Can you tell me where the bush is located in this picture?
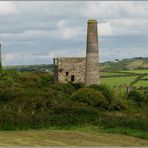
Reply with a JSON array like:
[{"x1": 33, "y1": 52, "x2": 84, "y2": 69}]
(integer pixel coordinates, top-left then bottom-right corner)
[
  {"x1": 0, "y1": 87, "x2": 23, "y2": 102},
  {"x1": 50, "y1": 83, "x2": 76, "y2": 95},
  {"x1": 109, "y1": 97, "x2": 129, "y2": 110},
  {"x1": 100, "y1": 112, "x2": 148, "y2": 131},
  {"x1": 89, "y1": 84, "x2": 113, "y2": 102},
  {"x1": 71, "y1": 88, "x2": 108, "y2": 109},
  {"x1": 35, "y1": 73, "x2": 53, "y2": 87},
  {"x1": 128, "y1": 90, "x2": 144, "y2": 107}
]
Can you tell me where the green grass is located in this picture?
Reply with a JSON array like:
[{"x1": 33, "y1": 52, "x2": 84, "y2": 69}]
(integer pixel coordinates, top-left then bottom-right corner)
[
  {"x1": 100, "y1": 71, "x2": 131, "y2": 77},
  {"x1": 121, "y1": 70, "x2": 148, "y2": 74},
  {"x1": 142, "y1": 75, "x2": 148, "y2": 79},
  {"x1": 134, "y1": 80, "x2": 148, "y2": 87},
  {"x1": 46, "y1": 126, "x2": 148, "y2": 140},
  {"x1": 101, "y1": 76, "x2": 137, "y2": 87},
  {"x1": 100, "y1": 70, "x2": 148, "y2": 88},
  {"x1": 103, "y1": 127, "x2": 148, "y2": 140}
]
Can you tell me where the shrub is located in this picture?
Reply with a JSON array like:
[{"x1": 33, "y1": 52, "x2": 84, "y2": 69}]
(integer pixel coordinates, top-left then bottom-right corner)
[
  {"x1": 100, "y1": 112, "x2": 148, "y2": 131},
  {"x1": 50, "y1": 83, "x2": 76, "y2": 95},
  {"x1": 71, "y1": 88, "x2": 108, "y2": 109},
  {"x1": 89, "y1": 84, "x2": 113, "y2": 102},
  {"x1": 128, "y1": 90, "x2": 144, "y2": 107},
  {"x1": 109, "y1": 97, "x2": 129, "y2": 110},
  {"x1": 35, "y1": 73, "x2": 53, "y2": 87},
  {"x1": 0, "y1": 87, "x2": 23, "y2": 102},
  {"x1": 69, "y1": 82, "x2": 85, "y2": 89}
]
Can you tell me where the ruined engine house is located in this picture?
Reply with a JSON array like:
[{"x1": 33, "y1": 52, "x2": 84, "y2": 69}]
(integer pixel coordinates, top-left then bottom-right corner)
[{"x1": 53, "y1": 19, "x2": 100, "y2": 86}]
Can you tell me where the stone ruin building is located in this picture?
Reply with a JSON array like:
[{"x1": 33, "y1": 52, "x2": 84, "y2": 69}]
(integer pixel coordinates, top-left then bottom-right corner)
[
  {"x1": 53, "y1": 19, "x2": 100, "y2": 86},
  {"x1": 53, "y1": 57, "x2": 86, "y2": 84}
]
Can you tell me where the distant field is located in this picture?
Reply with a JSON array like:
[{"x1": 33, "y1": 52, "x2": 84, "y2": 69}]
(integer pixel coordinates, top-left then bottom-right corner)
[
  {"x1": 0, "y1": 128, "x2": 148, "y2": 146},
  {"x1": 142, "y1": 75, "x2": 148, "y2": 79},
  {"x1": 100, "y1": 71, "x2": 131, "y2": 77},
  {"x1": 121, "y1": 70, "x2": 148, "y2": 74},
  {"x1": 134, "y1": 80, "x2": 148, "y2": 88},
  {"x1": 101, "y1": 76, "x2": 137, "y2": 87},
  {"x1": 100, "y1": 70, "x2": 148, "y2": 88}
]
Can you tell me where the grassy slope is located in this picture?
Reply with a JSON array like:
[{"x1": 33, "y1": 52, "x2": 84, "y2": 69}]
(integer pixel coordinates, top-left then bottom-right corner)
[
  {"x1": 101, "y1": 76, "x2": 137, "y2": 86},
  {"x1": 134, "y1": 81, "x2": 148, "y2": 87},
  {"x1": 121, "y1": 70, "x2": 148, "y2": 74},
  {"x1": 0, "y1": 128, "x2": 148, "y2": 146},
  {"x1": 100, "y1": 57, "x2": 148, "y2": 70},
  {"x1": 100, "y1": 70, "x2": 148, "y2": 87},
  {"x1": 4, "y1": 57, "x2": 148, "y2": 72}
]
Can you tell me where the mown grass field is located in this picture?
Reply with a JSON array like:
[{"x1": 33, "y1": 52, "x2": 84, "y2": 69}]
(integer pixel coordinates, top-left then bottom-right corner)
[
  {"x1": 0, "y1": 127, "x2": 148, "y2": 146},
  {"x1": 100, "y1": 70, "x2": 148, "y2": 88}
]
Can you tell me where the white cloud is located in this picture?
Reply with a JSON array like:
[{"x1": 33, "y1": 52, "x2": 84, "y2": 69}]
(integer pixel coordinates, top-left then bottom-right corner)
[
  {"x1": 99, "y1": 22, "x2": 113, "y2": 36},
  {"x1": 0, "y1": 2, "x2": 18, "y2": 15},
  {"x1": 48, "y1": 48, "x2": 85, "y2": 59},
  {"x1": 57, "y1": 20, "x2": 67, "y2": 28},
  {"x1": 82, "y1": 1, "x2": 148, "y2": 19}
]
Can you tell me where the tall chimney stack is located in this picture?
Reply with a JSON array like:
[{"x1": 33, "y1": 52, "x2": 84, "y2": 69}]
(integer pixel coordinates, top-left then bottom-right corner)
[
  {"x1": 85, "y1": 19, "x2": 100, "y2": 86},
  {"x1": 0, "y1": 43, "x2": 2, "y2": 72}
]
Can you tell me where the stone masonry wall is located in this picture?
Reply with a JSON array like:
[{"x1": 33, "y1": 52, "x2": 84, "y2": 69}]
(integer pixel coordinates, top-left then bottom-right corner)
[
  {"x1": 85, "y1": 20, "x2": 100, "y2": 86},
  {"x1": 54, "y1": 57, "x2": 85, "y2": 83}
]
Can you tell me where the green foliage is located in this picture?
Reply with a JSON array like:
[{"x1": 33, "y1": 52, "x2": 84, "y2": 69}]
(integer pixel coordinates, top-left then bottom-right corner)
[
  {"x1": 0, "y1": 62, "x2": 2, "y2": 73},
  {"x1": 0, "y1": 87, "x2": 23, "y2": 102},
  {"x1": 71, "y1": 88, "x2": 108, "y2": 109},
  {"x1": 128, "y1": 90, "x2": 144, "y2": 107},
  {"x1": 99, "y1": 112, "x2": 148, "y2": 131},
  {"x1": 0, "y1": 70, "x2": 147, "y2": 132},
  {"x1": 109, "y1": 98, "x2": 129, "y2": 111},
  {"x1": 4, "y1": 64, "x2": 53, "y2": 72},
  {"x1": 50, "y1": 82, "x2": 81, "y2": 95},
  {"x1": 103, "y1": 128, "x2": 148, "y2": 140},
  {"x1": 89, "y1": 84, "x2": 113, "y2": 102}
]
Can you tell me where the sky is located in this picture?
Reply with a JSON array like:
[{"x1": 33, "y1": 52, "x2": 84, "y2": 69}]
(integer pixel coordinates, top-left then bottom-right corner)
[{"x1": 0, "y1": 1, "x2": 148, "y2": 66}]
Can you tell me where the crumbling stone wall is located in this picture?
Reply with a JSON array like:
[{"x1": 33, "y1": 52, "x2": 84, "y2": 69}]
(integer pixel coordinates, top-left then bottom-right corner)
[{"x1": 53, "y1": 57, "x2": 85, "y2": 83}]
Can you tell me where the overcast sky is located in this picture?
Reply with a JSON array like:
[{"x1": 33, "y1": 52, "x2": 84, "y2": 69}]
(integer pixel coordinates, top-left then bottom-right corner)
[{"x1": 0, "y1": 1, "x2": 148, "y2": 66}]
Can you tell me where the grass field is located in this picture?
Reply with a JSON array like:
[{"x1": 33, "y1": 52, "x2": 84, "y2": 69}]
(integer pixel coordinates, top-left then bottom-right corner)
[
  {"x1": 121, "y1": 70, "x2": 148, "y2": 74},
  {"x1": 100, "y1": 70, "x2": 148, "y2": 88},
  {"x1": 134, "y1": 80, "x2": 148, "y2": 88},
  {"x1": 142, "y1": 75, "x2": 148, "y2": 79},
  {"x1": 0, "y1": 127, "x2": 148, "y2": 146},
  {"x1": 100, "y1": 72, "x2": 131, "y2": 77},
  {"x1": 101, "y1": 76, "x2": 137, "y2": 87}
]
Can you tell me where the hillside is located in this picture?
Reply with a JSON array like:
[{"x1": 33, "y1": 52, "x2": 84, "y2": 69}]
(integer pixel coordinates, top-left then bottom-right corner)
[
  {"x1": 100, "y1": 57, "x2": 148, "y2": 71},
  {"x1": 3, "y1": 57, "x2": 148, "y2": 72},
  {"x1": 4, "y1": 64, "x2": 53, "y2": 72}
]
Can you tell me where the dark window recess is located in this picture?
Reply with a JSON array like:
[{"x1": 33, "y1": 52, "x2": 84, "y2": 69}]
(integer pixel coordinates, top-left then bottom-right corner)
[
  {"x1": 71, "y1": 75, "x2": 75, "y2": 82},
  {"x1": 66, "y1": 72, "x2": 69, "y2": 76}
]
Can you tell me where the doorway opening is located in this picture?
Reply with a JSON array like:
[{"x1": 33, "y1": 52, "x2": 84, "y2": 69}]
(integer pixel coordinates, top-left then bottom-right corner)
[{"x1": 71, "y1": 75, "x2": 75, "y2": 82}]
